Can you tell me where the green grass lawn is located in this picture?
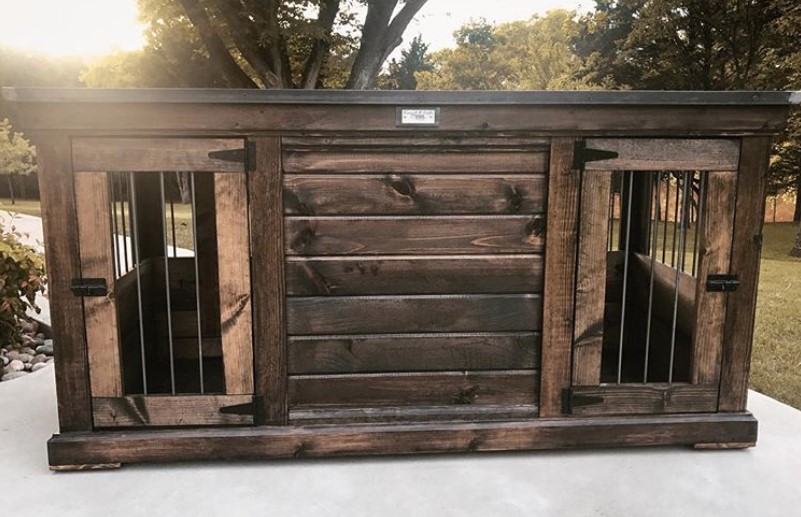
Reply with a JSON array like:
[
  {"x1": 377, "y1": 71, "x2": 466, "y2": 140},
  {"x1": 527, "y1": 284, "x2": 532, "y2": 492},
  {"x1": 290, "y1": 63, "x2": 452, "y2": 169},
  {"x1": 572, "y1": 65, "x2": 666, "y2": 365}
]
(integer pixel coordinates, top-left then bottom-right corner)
[{"x1": 2, "y1": 197, "x2": 800, "y2": 408}]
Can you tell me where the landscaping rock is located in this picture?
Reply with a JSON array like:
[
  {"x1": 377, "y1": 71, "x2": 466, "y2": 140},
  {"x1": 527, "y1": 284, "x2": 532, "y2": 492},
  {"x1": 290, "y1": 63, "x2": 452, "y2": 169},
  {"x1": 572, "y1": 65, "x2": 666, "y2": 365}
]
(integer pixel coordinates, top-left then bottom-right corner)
[
  {"x1": 36, "y1": 341, "x2": 54, "y2": 356},
  {"x1": 2, "y1": 371, "x2": 29, "y2": 381},
  {"x1": 6, "y1": 350, "x2": 21, "y2": 362},
  {"x1": 18, "y1": 353, "x2": 33, "y2": 364},
  {"x1": 32, "y1": 354, "x2": 47, "y2": 365},
  {"x1": 31, "y1": 363, "x2": 49, "y2": 372},
  {"x1": 20, "y1": 347, "x2": 36, "y2": 356},
  {"x1": 7, "y1": 359, "x2": 24, "y2": 372},
  {"x1": 1, "y1": 355, "x2": 8, "y2": 367}
]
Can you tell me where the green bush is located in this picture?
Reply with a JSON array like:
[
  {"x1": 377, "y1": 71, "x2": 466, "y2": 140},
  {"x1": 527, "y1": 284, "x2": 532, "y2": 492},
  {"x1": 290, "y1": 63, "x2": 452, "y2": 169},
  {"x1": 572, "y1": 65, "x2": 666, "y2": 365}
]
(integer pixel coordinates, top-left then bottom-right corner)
[{"x1": 0, "y1": 219, "x2": 46, "y2": 346}]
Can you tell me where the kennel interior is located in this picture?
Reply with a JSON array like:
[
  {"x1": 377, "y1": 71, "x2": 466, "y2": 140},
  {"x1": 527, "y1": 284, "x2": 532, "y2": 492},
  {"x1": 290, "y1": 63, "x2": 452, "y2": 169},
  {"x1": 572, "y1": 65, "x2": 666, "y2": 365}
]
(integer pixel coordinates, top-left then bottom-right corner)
[{"x1": 1, "y1": 88, "x2": 791, "y2": 469}]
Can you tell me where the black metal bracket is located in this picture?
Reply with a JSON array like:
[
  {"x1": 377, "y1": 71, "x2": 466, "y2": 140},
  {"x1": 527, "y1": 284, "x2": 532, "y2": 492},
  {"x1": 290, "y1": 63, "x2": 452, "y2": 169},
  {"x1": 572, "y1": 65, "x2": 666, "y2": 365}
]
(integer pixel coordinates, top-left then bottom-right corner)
[
  {"x1": 70, "y1": 278, "x2": 108, "y2": 297},
  {"x1": 219, "y1": 396, "x2": 264, "y2": 420},
  {"x1": 706, "y1": 274, "x2": 740, "y2": 292},
  {"x1": 573, "y1": 140, "x2": 619, "y2": 169},
  {"x1": 208, "y1": 141, "x2": 257, "y2": 171}
]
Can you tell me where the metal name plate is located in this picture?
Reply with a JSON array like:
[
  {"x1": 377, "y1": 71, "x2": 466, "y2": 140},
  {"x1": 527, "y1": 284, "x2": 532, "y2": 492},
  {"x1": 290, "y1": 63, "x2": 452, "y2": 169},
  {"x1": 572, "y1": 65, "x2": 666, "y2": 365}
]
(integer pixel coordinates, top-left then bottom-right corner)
[{"x1": 397, "y1": 107, "x2": 440, "y2": 127}]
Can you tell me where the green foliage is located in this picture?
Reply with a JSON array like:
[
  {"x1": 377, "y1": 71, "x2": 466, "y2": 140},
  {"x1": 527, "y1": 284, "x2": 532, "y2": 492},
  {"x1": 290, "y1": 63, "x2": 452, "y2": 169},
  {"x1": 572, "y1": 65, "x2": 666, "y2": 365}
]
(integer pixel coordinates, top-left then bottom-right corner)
[
  {"x1": 379, "y1": 35, "x2": 432, "y2": 90},
  {"x1": 416, "y1": 11, "x2": 596, "y2": 91},
  {"x1": 0, "y1": 119, "x2": 36, "y2": 178},
  {"x1": 0, "y1": 219, "x2": 46, "y2": 345}
]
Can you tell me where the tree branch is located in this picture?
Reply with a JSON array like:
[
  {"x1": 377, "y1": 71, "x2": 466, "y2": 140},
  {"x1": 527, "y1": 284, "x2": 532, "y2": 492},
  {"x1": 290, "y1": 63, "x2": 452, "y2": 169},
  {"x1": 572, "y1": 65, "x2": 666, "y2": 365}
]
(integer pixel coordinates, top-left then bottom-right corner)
[
  {"x1": 380, "y1": 0, "x2": 427, "y2": 64},
  {"x1": 263, "y1": 0, "x2": 293, "y2": 88},
  {"x1": 178, "y1": 0, "x2": 259, "y2": 88},
  {"x1": 301, "y1": 0, "x2": 342, "y2": 89},
  {"x1": 217, "y1": 0, "x2": 282, "y2": 88}
]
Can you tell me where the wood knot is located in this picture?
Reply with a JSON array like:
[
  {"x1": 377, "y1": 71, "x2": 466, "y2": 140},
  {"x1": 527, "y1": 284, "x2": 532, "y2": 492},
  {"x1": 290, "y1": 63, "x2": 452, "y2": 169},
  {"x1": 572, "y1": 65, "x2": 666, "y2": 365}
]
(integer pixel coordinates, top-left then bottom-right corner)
[
  {"x1": 526, "y1": 215, "x2": 546, "y2": 237},
  {"x1": 389, "y1": 176, "x2": 415, "y2": 198},
  {"x1": 454, "y1": 386, "x2": 479, "y2": 404},
  {"x1": 506, "y1": 186, "x2": 524, "y2": 213}
]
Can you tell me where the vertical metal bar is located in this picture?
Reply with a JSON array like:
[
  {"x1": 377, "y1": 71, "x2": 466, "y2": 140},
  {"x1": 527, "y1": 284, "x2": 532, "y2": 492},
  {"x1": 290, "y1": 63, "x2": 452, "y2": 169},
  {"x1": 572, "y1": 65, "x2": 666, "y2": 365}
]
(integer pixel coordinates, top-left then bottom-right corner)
[
  {"x1": 120, "y1": 175, "x2": 130, "y2": 273},
  {"x1": 668, "y1": 172, "x2": 691, "y2": 384},
  {"x1": 160, "y1": 172, "x2": 177, "y2": 394},
  {"x1": 110, "y1": 173, "x2": 120, "y2": 278},
  {"x1": 671, "y1": 173, "x2": 680, "y2": 267},
  {"x1": 662, "y1": 173, "x2": 669, "y2": 264},
  {"x1": 644, "y1": 173, "x2": 661, "y2": 383},
  {"x1": 128, "y1": 172, "x2": 148, "y2": 395},
  {"x1": 692, "y1": 172, "x2": 706, "y2": 276},
  {"x1": 190, "y1": 173, "x2": 205, "y2": 394},
  {"x1": 617, "y1": 171, "x2": 634, "y2": 384}
]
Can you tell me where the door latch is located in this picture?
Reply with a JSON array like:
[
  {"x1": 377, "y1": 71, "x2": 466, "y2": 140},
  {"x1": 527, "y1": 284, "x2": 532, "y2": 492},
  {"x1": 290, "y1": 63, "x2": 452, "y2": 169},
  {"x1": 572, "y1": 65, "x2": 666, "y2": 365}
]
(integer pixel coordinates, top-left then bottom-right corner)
[
  {"x1": 706, "y1": 274, "x2": 740, "y2": 292},
  {"x1": 70, "y1": 278, "x2": 108, "y2": 297}
]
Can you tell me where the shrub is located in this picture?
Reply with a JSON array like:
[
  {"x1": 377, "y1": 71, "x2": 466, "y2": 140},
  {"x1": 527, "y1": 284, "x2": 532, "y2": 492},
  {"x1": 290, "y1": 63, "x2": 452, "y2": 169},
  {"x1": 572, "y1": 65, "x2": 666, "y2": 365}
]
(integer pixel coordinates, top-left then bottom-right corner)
[{"x1": 0, "y1": 218, "x2": 46, "y2": 346}]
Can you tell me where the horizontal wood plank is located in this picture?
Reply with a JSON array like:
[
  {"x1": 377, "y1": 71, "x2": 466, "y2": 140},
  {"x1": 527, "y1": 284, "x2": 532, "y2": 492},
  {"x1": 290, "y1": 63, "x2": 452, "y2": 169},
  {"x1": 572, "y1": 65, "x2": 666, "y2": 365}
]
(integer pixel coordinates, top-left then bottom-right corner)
[
  {"x1": 92, "y1": 395, "x2": 253, "y2": 427},
  {"x1": 287, "y1": 294, "x2": 542, "y2": 334},
  {"x1": 584, "y1": 138, "x2": 740, "y2": 171},
  {"x1": 569, "y1": 384, "x2": 719, "y2": 416},
  {"x1": 289, "y1": 404, "x2": 540, "y2": 425},
  {"x1": 286, "y1": 216, "x2": 545, "y2": 255},
  {"x1": 281, "y1": 136, "x2": 551, "y2": 150},
  {"x1": 288, "y1": 332, "x2": 540, "y2": 374},
  {"x1": 286, "y1": 255, "x2": 543, "y2": 295},
  {"x1": 289, "y1": 371, "x2": 539, "y2": 407},
  {"x1": 283, "y1": 174, "x2": 547, "y2": 215},
  {"x1": 283, "y1": 150, "x2": 547, "y2": 174},
  {"x1": 72, "y1": 137, "x2": 244, "y2": 172}
]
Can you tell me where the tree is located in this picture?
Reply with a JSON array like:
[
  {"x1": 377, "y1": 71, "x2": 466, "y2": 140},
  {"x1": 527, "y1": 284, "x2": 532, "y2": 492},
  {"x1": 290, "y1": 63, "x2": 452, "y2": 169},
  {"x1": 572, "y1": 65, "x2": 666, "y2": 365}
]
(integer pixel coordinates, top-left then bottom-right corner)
[
  {"x1": 379, "y1": 34, "x2": 432, "y2": 90},
  {"x1": 121, "y1": 0, "x2": 428, "y2": 90},
  {"x1": 416, "y1": 11, "x2": 594, "y2": 91},
  {"x1": 0, "y1": 119, "x2": 36, "y2": 205}
]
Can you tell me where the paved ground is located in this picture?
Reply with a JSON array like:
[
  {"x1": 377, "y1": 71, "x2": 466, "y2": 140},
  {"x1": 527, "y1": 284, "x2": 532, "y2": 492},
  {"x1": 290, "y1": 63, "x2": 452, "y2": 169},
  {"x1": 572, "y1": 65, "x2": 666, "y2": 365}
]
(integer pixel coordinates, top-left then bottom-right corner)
[
  {"x1": 1, "y1": 367, "x2": 800, "y2": 517},
  {"x1": 2, "y1": 213, "x2": 801, "y2": 516}
]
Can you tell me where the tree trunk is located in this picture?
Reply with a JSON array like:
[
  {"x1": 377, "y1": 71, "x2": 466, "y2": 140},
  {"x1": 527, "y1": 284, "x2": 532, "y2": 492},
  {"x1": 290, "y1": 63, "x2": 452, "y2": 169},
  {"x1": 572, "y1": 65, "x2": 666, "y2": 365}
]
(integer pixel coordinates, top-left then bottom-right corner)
[
  {"x1": 176, "y1": 173, "x2": 192, "y2": 204},
  {"x1": 791, "y1": 224, "x2": 801, "y2": 258},
  {"x1": 7, "y1": 175, "x2": 15, "y2": 205},
  {"x1": 794, "y1": 174, "x2": 801, "y2": 223}
]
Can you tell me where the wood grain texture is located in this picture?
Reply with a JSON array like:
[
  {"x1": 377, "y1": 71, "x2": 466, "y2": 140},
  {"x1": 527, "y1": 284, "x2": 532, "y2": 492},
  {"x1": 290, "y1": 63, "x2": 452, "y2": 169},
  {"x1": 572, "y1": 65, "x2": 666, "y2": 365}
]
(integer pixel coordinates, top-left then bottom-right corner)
[
  {"x1": 569, "y1": 384, "x2": 719, "y2": 416},
  {"x1": 630, "y1": 253, "x2": 697, "y2": 335},
  {"x1": 583, "y1": 138, "x2": 741, "y2": 171},
  {"x1": 250, "y1": 136, "x2": 288, "y2": 424},
  {"x1": 74, "y1": 172, "x2": 123, "y2": 397},
  {"x1": 289, "y1": 370, "x2": 539, "y2": 407},
  {"x1": 286, "y1": 255, "x2": 543, "y2": 295},
  {"x1": 281, "y1": 136, "x2": 551, "y2": 149},
  {"x1": 37, "y1": 135, "x2": 93, "y2": 432},
  {"x1": 72, "y1": 137, "x2": 245, "y2": 172},
  {"x1": 540, "y1": 138, "x2": 580, "y2": 417},
  {"x1": 289, "y1": 404, "x2": 540, "y2": 425},
  {"x1": 193, "y1": 173, "x2": 221, "y2": 336},
  {"x1": 719, "y1": 137, "x2": 771, "y2": 411},
  {"x1": 573, "y1": 170, "x2": 612, "y2": 386},
  {"x1": 285, "y1": 216, "x2": 545, "y2": 255},
  {"x1": 283, "y1": 150, "x2": 548, "y2": 174},
  {"x1": 215, "y1": 172, "x2": 254, "y2": 395},
  {"x1": 46, "y1": 412, "x2": 760, "y2": 467},
  {"x1": 288, "y1": 332, "x2": 540, "y2": 374},
  {"x1": 283, "y1": 174, "x2": 547, "y2": 215},
  {"x1": 691, "y1": 172, "x2": 736, "y2": 385},
  {"x1": 286, "y1": 294, "x2": 542, "y2": 334},
  {"x1": 93, "y1": 395, "x2": 253, "y2": 427}
]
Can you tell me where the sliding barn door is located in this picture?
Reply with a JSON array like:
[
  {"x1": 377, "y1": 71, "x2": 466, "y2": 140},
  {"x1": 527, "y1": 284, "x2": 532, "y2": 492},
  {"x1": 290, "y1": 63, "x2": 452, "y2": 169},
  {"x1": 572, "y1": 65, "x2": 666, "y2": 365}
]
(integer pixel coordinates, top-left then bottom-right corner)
[
  {"x1": 566, "y1": 138, "x2": 740, "y2": 416},
  {"x1": 72, "y1": 138, "x2": 255, "y2": 428}
]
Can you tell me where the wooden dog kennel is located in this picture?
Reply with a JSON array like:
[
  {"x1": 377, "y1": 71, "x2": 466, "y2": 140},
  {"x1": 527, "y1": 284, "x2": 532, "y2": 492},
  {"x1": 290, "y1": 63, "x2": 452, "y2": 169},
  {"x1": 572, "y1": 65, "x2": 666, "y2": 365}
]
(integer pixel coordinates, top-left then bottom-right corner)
[{"x1": 1, "y1": 88, "x2": 792, "y2": 469}]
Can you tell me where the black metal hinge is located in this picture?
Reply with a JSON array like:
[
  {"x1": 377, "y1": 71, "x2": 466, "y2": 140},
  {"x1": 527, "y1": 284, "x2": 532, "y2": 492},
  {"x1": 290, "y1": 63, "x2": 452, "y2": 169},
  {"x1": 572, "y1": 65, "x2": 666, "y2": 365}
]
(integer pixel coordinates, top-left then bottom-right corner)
[
  {"x1": 706, "y1": 274, "x2": 740, "y2": 292},
  {"x1": 573, "y1": 140, "x2": 619, "y2": 169},
  {"x1": 70, "y1": 278, "x2": 108, "y2": 297},
  {"x1": 208, "y1": 141, "x2": 257, "y2": 171}
]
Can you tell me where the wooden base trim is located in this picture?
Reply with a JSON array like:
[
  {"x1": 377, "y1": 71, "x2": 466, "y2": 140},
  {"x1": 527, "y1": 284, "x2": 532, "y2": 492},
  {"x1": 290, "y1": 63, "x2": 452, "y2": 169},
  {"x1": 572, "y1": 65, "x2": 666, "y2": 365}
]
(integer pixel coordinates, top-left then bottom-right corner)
[
  {"x1": 48, "y1": 412, "x2": 757, "y2": 468},
  {"x1": 693, "y1": 442, "x2": 755, "y2": 450},
  {"x1": 50, "y1": 463, "x2": 122, "y2": 472}
]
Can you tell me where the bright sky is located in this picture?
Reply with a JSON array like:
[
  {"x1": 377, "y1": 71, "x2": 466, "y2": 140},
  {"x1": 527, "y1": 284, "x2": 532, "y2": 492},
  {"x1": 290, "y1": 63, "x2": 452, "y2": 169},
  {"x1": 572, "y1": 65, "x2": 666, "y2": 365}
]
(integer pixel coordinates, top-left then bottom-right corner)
[{"x1": 0, "y1": 0, "x2": 589, "y2": 57}]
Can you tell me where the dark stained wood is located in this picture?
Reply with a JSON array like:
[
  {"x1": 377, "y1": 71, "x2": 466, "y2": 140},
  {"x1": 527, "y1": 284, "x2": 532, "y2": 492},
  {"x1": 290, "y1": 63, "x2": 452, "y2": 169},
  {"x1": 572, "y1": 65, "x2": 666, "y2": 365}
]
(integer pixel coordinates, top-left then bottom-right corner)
[
  {"x1": 287, "y1": 294, "x2": 542, "y2": 334},
  {"x1": 283, "y1": 174, "x2": 547, "y2": 215},
  {"x1": 573, "y1": 170, "x2": 612, "y2": 386},
  {"x1": 283, "y1": 150, "x2": 548, "y2": 174},
  {"x1": 691, "y1": 172, "x2": 736, "y2": 385},
  {"x1": 569, "y1": 384, "x2": 719, "y2": 416},
  {"x1": 540, "y1": 138, "x2": 580, "y2": 417},
  {"x1": 131, "y1": 173, "x2": 165, "y2": 261},
  {"x1": 72, "y1": 138, "x2": 245, "y2": 172},
  {"x1": 214, "y1": 172, "x2": 254, "y2": 395},
  {"x1": 193, "y1": 173, "x2": 221, "y2": 337},
  {"x1": 250, "y1": 136, "x2": 288, "y2": 424},
  {"x1": 288, "y1": 332, "x2": 540, "y2": 374},
  {"x1": 37, "y1": 135, "x2": 93, "y2": 432},
  {"x1": 584, "y1": 139, "x2": 741, "y2": 171},
  {"x1": 74, "y1": 172, "x2": 123, "y2": 397},
  {"x1": 14, "y1": 103, "x2": 789, "y2": 136},
  {"x1": 289, "y1": 370, "x2": 539, "y2": 407},
  {"x1": 282, "y1": 136, "x2": 551, "y2": 149},
  {"x1": 719, "y1": 137, "x2": 772, "y2": 412},
  {"x1": 285, "y1": 216, "x2": 545, "y2": 255},
  {"x1": 630, "y1": 253, "x2": 697, "y2": 335},
  {"x1": 290, "y1": 404, "x2": 540, "y2": 425},
  {"x1": 286, "y1": 255, "x2": 543, "y2": 295},
  {"x1": 47, "y1": 412, "x2": 760, "y2": 467},
  {"x1": 92, "y1": 395, "x2": 254, "y2": 427},
  {"x1": 50, "y1": 463, "x2": 122, "y2": 472}
]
